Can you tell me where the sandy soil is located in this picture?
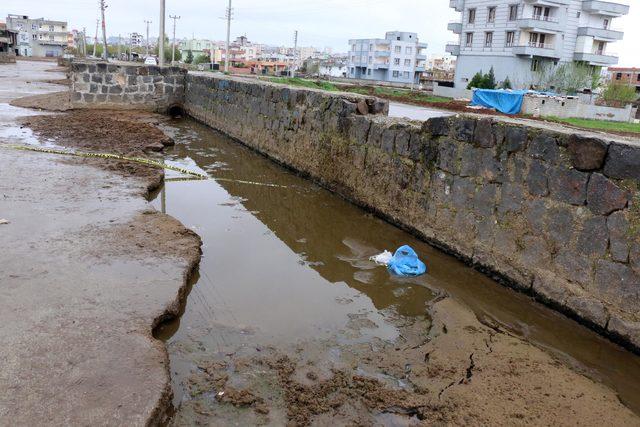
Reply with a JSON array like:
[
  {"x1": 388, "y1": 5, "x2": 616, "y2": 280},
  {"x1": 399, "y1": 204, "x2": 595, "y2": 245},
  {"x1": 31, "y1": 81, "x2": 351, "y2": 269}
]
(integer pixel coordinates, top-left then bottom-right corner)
[{"x1": 10, "y1": 90, "x2": 72, "y2": 111}]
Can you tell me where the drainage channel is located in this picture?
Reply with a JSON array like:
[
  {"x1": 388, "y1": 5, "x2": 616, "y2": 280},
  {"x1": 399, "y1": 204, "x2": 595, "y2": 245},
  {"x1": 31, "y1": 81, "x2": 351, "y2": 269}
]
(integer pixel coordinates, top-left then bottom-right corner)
[{"x1": 152, "y1": 117, "x2": 640, "y2": 423}]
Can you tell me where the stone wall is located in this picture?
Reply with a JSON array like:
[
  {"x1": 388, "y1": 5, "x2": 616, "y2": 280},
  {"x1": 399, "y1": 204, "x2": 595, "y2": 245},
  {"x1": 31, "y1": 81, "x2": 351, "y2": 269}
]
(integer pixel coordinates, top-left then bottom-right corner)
[
  {"x1": 0, "y1": 53, "x2": 17, "y2": 64},
  {"x1": 183, "y1": 73, "x2": 640, "y2": 351},
  {"x1": 522, "y1": 95, "x2": 636, "y2": 123},
  {"x1": 70, "y1": 62, "x2": 186, "y2": 112}
]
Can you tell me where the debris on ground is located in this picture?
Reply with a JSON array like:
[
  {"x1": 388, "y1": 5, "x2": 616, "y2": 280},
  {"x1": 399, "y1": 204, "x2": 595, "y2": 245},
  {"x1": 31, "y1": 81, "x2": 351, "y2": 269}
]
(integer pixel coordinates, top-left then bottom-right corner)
[{"x1": 0, "y1": 219, "x2": 9, "y2": 225}]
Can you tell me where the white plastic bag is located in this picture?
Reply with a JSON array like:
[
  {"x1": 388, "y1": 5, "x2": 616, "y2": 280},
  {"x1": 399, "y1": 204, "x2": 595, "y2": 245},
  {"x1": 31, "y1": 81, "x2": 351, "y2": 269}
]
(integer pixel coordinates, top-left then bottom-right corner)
[{"x1": 369, "y1": 250, "x2": 393, "y2": 266}]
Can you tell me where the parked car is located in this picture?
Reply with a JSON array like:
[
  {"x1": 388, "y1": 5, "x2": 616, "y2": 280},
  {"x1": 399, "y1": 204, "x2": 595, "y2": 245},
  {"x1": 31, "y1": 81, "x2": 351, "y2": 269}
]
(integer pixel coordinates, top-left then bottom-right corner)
[{"x1": 144, "y1": 56, "x2": 158, "y2": 65}]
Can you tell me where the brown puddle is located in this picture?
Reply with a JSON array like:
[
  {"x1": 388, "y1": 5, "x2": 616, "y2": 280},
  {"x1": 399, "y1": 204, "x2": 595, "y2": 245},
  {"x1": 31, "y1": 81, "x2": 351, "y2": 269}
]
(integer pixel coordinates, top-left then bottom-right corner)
[{"x1": 151, "y1": 118, "x2": 640, "y2": 416}]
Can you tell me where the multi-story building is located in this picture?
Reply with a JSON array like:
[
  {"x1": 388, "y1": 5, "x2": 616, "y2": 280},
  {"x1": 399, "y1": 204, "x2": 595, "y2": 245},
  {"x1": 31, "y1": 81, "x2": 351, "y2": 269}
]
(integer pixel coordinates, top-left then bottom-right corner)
[
  {"x1": 6, "y1": 14, "x2": 68, "y2": 57},
  {"x1": 607, "y1": 67, "x2": 640, "y2": 92},
  {"x1": 0, "y1": 22, "x2": 19, "y2": 56},
  {"x1": 347, "y1": 31, "x2": 427, "y2": 84},
  {"x1": 446, "y1": 0, "x2": 629, "y2": 88}
]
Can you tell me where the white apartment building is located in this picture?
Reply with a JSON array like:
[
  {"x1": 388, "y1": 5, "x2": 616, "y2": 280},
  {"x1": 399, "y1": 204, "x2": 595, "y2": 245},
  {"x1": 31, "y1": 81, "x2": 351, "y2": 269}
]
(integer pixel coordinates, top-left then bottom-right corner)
[
  {"x1": 348, "y1": 31, "x2": 427, "y2": 84},
  {"x1": 446, "y1": 0, "x2": 629, "y2": 88},
  {"x1": 6, "y1": 14, "x2": 68, "y2": 57}
]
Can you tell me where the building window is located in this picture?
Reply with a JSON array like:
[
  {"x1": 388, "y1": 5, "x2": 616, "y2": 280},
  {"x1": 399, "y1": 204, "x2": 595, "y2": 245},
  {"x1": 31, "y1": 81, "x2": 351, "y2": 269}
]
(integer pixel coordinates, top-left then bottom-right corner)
[
  {"x1": 485, "y1": 32, "x2": 493, "y2": 47},
  {"x1": 32, "y1": 34, "x2": 37, "y2": 40},
  {"x1": 465, "y1": 32, "x2": 473, "y2": 47},
  {"x1": 367, "y1": 69, "x2": 372, "y2": 75},
  {"x1": 49, "y1": 35, "x2": 54, "y2": 41},
  {"x1": 603, "y1": 19, "x2": 609, "y2": 29},
  {"x1": 531, "y1": 59, "x2": 540, "y2": 72},
  {"x1": 393, "y1": 70, "x2": 400, "y2": 78},
  {"x1": 505, "y1": 31, "x2": 515, "y2": 47},
  {"x1": 468, "y1": 8, "x2": 476, "y2": 24},
  {"x1": 405, "y1": 46, "x2": 412, "y2": 54},
  {"x1": 394, "y1": 58, "x2": 400, "y2": 65},
  {"x1": 369, "y1": 43, "x2": 373, "y2": 50},
  {"x1": 350, "y1": 68, "x2": 354, "y2": 74},
  {"x1": 637, "y1": 74, "x2": 640, "y2": 82},
  {"x1": 615, "y1": 73, "x2": 622, "y2": 80},
  {"x1": 488, "y1": 7, "x2": 496, "y2": 23},
  {"x1": 368, "y1": 56, "x2": 373, "y2": 63},
  {"x1": 404, "y1": 59, "x2": 411, "y2": 66},
  {"x1": 533, "y1": 6, "x2": 551, "y2": 21},
  {"x1": 31, "y1": 24, "x2": 38, "y2": 30},
  {"x1": 49, "y1": 25, "x2": 54, "y2": 31},
  {"x1": 352, "y1": 44, "x2": 356, "y2": 51},
  {"x1": 509, "y1": 5, "x2": 518, "y2": 21},
  {"x1": 394, "y1": 46, "x2": 401, "y2": 54},
  {"x1": 404, "y1": 71, "x2": 410, "y2": 78}
]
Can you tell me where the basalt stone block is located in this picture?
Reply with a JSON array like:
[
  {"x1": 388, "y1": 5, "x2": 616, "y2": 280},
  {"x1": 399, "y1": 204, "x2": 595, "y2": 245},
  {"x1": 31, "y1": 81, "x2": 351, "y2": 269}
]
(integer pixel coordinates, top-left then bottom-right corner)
[
  {"x1": 604, "y1": 143, "x2": 640, "y2": 180},
  {"x1": 437, "y1": 140, "x2": 459, "y2": 174},
  {"x1": 147, "y1": 66, "x2": 160, "y2": 75},
  {"x1": 136, "y1": 67, "x2": 149, "y2": 76},
  {"x1": 473, "y1": 118, "x2": 495, "y2": 148},
  {"x1": 528, "y1": 131, "x2": 559, "y2": 163},
  {"x1": 498, "y1": 182, "x2": 524, "y2": 215},
  {"x1": 526, "y1": 159, "x2": 549, "y2": 197},
  {"x1": 504, "y1": 126, "x2": 528, "y2": 154},
  {"x1": 95, "y1": 94, "x2": 107, "y2": 102},
  {"x1": 124, "y1": 85, "x2": 139, "y2": 93},
  {"x1": 548, "y1": 167, "x2": 588, "y2": 206},
  {"x1": 87, "y1": 64, "x2": 96, "y2": 73},
  {"x1": 142, "y1": 75, "x2": 153, "y2": 84},
  {"x1": 108, "y1": 85, "x2": 123, "y2": 94},
  {"x1": 521, "y1": 235, "x2": 551, "y2": 268},
  {"x1": 395, "y1": 129, "x2": 412, "y2": 157},
  {"x1": 577, "y1": 216, "x2": 608, "y2": 258},
  {"x1": 71, "y1": 91, "x2": 82, "y2": 102},
  {"x1": 474, "y1": 183, "x2": 498, "y2": 218},
  {"x1": 546, "y1": 206, "x2": 574, "y2": 246},
  {"x1": 91, "y1": 74, "x2": 103, "y2": 84},
  {"x1": 524, "y1": 198, "x2": 546, "y2": 234},
  {"x1": 479, "y1": 150, "x2": 504, "y2": 183},
  {"x1": 381, "y1": 128, "x2": 396, "y2": 154},
  {"x1": 459, "y1": 145, "x2": 480, "y2": 177},
  {"x1": 565, "y1": 296, "x2": 609, "y2": 329},
  {"x1": 608, "y1": 211, "x2": 630, "y2": 263},
  {"x1": 595, "y1": 260, "x2": 640, "y2": 307},
  {"x1": 96, "y1": 63, "x2": 107, "y2": 72},
  {"x1": 452, "y1": 117, "x2": 476, "y2": 143},
  {"x1": 587, "y1": 173, "x2": 629, "y2": 215},
  {"x1": 83, "y1": 93, "x2": 95, "y2": 103},
  {"x1": 82, "y1": 74, "x2": 90, "y2": 83},
  {"x1": 554, "y1": 250, "x2": 592, "y2": 285},
  {"x1": 107, "y1": 64, "x2": 118, "y2": 73},
  {"x1": 126, "y1": 75, "x2": 137, "y2": 86},
  {"x1": 104, "y1": 74, "x2": 113, "y2": 84},
  {"x1": 101, "y1": 85, "x2": 108, "y2": 94},
  {"x1": 89, "y1": 83, "x2": 99, "y2": 94},
  {"x1": 567, "y1": 134, "x2": 608, "y2": 171},
  {"x1": 423, "y1": 116, "x2": 450, "y2": 137},
  {"x1": 72, "y1": 63, "x2": 87, "y2": 72}
]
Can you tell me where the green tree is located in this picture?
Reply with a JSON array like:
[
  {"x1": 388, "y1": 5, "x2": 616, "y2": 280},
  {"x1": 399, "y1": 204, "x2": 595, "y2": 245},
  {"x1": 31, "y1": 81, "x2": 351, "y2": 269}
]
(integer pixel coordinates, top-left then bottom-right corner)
[
  {"x1": 601, "y1": 81, "x2": 638, "y2": 105},
  {"x1": 501, "y1": 76, "x2": 512, "y2": 89},
  {"x1": 467, "y1": 71, "x2": 484, "y2": 89},
  {"x1": 483, "y1": 66, "x2": 496, "y2": 89},
  {"x1": 185, "y1": 50, "x2": 194, "y2": 64},
  {"x1": 194, "y1": 54, "x2": 210, "y2": 64}
]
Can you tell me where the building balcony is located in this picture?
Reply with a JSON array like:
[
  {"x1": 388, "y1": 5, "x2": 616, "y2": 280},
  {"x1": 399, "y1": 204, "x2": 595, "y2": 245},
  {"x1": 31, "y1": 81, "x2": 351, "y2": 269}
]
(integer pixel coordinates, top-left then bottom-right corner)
[
  {"x1": 445, "y1": 42, "x2": 460, "y2": 56},
  {"x1": 449, "y1": 0, "x2": 464, "y2": 12},
  {"x1": 415, "y1": 54, "x2": 427, "y2": 60},
  {"x1": 448, "y1": 21, "x2": 462, "y2": 34},
  {"x1": 513, "y1": 43, "x2": 560, "y2": 59},
  {"x1": 415, "y1": 66, "x2": 426, "y2": 72},
  {"x1": 574, "y1": 51, "x2": 619, "y2": 65},
  {"x1": 37, "y1": 40, "x2": 68, "y2": 46},
  {"x1": 518, "y1": 16, "x2": 561, "y2": 33},
  {"x1": 374, "y1": 51, "x2": 390, "y2": 57},
  {"x1": 582, "y1": 1, "x2": 630, "y2": 17},
  {"x1": 373, "y1": 63, "x2": 389, "y2": 69},
  {"x1": 524, "y1": 0, "x2": 571, "y2": 5},
  {"x1": 577, "y1": 26, "x2": 624, "y2": 41}
]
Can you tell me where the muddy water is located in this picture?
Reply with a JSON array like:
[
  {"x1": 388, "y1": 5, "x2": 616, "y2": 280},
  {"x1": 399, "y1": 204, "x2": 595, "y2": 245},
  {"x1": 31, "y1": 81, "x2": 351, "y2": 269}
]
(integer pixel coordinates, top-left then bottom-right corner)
[{"x1": 152, "y1": 118, "x2": 640, "y2": 415}]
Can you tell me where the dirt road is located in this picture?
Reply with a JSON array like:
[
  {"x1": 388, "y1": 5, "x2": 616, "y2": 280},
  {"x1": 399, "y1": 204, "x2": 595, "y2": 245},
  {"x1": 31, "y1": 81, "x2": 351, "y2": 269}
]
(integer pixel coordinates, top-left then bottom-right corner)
[{"x1": 0, "y1": 60, "x2": 201, "y2": 424}]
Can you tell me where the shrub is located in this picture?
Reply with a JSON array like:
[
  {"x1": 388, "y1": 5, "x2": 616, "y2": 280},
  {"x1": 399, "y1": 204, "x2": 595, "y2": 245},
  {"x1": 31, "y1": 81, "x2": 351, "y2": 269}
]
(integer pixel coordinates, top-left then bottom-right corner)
[
  {"x1": 466, "y1": 67, "x2": 497, "y2": 90},
  {"x1": 467, "y1": 71, "x2": 484, "y2": 89},
  {"x1": 193, "y1": 54, "x2": 210, "y2": 65},
  {"x1": 184, "y1": 50, "x2": 193, "y2": 64},
  {"x1": 601, "y1": 81, "x2": 638, "y2": 105},
  {"x1": 501, "y1": 76, "x2": 512, "y2": 89}
]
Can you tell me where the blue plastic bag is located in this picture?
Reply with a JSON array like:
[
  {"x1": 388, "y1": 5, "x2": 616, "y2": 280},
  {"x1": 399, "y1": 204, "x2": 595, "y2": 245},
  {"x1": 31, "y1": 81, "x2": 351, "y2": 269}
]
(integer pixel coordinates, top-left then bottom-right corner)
[{"x1": 387, "y1": 245, "x2": 427, "y2": 277}]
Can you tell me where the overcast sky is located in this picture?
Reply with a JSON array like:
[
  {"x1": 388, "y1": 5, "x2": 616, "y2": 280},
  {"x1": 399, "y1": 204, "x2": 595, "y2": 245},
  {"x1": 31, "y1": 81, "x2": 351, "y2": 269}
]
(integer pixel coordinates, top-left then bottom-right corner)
[{"x1": 2, "y1": 0, "x2": 638, "y2": 65}]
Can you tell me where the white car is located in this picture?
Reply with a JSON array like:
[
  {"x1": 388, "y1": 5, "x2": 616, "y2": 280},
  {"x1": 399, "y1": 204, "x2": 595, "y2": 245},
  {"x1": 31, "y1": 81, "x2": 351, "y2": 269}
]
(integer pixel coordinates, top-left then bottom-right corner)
[{"x1": 144, "y1": 56, "x2": 158, "y2": 65}]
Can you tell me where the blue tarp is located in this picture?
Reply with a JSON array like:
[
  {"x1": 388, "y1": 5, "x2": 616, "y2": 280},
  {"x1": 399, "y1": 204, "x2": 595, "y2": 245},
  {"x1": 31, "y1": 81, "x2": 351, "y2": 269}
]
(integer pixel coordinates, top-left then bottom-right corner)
[
  {"x1": 471, "y1": 89, "x2": 528, "y2": 115},
  {"x1": 387, "y1": 245, "x2": 427, "y2": 277}
]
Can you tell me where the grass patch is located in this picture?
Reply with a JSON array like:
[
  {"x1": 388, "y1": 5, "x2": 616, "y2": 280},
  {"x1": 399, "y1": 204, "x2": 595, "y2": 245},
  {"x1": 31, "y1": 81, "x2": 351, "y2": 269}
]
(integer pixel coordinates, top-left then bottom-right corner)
[
  {"x1": 544, "y1": 116, "x2": 640, "y2": 134},
  {"x1": 266, "y1": 77, "x2": 340, "y2": 92},
  {"x1": 371, "y1": 87, "x2": 450, "y2": 103}
]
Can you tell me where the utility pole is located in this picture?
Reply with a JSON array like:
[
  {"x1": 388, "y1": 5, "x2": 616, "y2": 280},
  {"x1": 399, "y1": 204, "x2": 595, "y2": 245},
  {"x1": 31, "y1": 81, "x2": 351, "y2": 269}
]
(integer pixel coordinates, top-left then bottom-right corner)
[
  {"x1": 224, "y1": 0, "x2": 232, "y2": 73},
  {"x1": 170, "y1": 15, "x2": 180, "y2": 64},
  {"x1": 82, "y1": 27, "x2": 87, "y2": 56},
  {"x1": 100, "y1": 0, "x2": 108, "y2": 61},
  {"x1": 159, "y1": 0, "x2": 166, "y2": 67},
  {"x1": 92, "y1": 18, "x2": 99, "y2": 56},
  {"x1": 144, "y1": 20, "x2": 152, "y2": 56},
  {"x1": 117, "y1": 34, "x2": 121, "y2": 59},
  {"x1": 291, "y1": 30, "x2": 298, "y2": 78}
]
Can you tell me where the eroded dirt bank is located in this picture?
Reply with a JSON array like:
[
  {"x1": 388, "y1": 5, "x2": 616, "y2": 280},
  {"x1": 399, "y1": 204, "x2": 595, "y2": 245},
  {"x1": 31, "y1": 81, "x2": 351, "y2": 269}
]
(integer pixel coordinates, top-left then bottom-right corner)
[{"x1": 0, "y1": 60, "x2": 201, "y2": 424}]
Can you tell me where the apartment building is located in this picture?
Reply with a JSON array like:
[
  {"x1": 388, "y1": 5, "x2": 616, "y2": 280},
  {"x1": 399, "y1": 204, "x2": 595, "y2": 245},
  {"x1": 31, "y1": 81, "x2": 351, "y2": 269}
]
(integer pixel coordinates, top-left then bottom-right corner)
[
  {"x1": 347, "y1": 31, "x2": 427, "y2": 84},
  {"x1": 446, "y1": 0, "x2": 629, "y2": 88},
  {"x1": 6, "y1": 14, "x2": 68, "y2": 57}
]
